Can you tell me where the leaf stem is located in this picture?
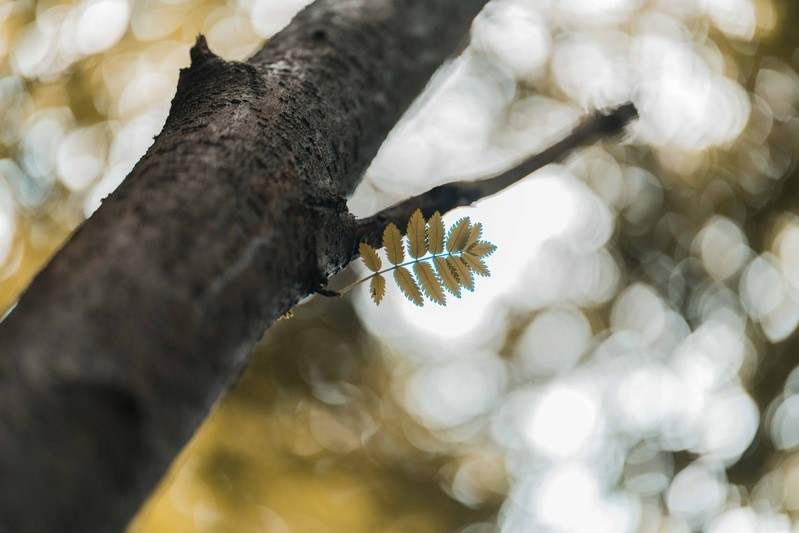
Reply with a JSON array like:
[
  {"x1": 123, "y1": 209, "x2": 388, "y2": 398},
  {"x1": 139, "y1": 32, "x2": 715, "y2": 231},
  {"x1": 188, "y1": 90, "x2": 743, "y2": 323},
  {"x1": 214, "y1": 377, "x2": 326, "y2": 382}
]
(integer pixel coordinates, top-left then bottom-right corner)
[{"x1": 336, "y1": 252, "x2": 460, "y2": 295}]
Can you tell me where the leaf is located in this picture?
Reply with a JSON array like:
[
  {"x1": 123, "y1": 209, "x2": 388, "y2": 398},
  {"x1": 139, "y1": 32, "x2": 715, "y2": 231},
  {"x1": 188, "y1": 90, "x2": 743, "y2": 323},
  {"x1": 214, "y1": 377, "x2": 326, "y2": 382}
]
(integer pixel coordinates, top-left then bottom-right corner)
[
  {"x1": 359, "y1": 242, "x2": 382, "y2": 272},
  {"x1": 434, "y1": 256, "x2": 461, "y2": 298},
  {"x1": 462, "y1": 252, "x2": 491, "y2": 277},
  {"x1": 466, "y1": 222, "x2": 482, "y2": 249},
  {"x1": 394, "y1": 267, "x2": 424, "y2": 306},
  {"x1": 407, "y1": 209, "x2": 427, "y2": 259},
  {"x1": 370, "y1": 274, "x2": 386, "y2": 305},
  {"x1": 446, "y1": 218, "x2": 472, "y2": 252},
  {"x1": 348, "y1": 213, "x2": 496, "y2": 306},
  {"x1": 383, "y1": 223, "x2": 404, "y2": 265},
  {"x1": 414, "y1": 262, "x2": 446, "y2": 305},
  {"x1": 448, "y1": 256, "x2": 474, "y2": 291},
  {"x1": 467, "y1": 241, "x2": 497, "y2": 258},
  {"x1": 427, "y1": 211, "x2": 445, "y2": 254}
]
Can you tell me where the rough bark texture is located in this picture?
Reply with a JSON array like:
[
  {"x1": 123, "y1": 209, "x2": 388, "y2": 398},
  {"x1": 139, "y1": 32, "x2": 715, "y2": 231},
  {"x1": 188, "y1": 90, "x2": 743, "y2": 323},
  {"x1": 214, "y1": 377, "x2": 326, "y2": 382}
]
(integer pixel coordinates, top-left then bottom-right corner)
[{"x1": 0, "y1": 1, "x2": 487, "y2": 530}]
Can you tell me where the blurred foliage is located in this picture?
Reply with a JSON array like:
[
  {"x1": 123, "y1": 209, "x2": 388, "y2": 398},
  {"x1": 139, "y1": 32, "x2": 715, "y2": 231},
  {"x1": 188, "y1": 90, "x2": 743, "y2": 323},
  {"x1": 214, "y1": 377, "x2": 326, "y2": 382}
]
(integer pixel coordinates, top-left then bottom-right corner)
[
  {"x1": 132, "y1": 298, "x2": 497, "y2": 532},
  {"x1": 3, "y1": 0, "x2": 799, "y2": 531}
]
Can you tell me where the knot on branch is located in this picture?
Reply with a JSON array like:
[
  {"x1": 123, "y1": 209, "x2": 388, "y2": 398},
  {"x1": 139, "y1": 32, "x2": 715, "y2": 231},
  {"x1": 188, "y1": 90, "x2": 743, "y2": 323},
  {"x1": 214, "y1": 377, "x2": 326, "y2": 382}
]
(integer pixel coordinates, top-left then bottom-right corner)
[
  {"x1": 190, "y1": 35, "x2": 216, "y2": 66},
  {"x1": 165, "y1": 42, "x2": 265, "y2": 135}
]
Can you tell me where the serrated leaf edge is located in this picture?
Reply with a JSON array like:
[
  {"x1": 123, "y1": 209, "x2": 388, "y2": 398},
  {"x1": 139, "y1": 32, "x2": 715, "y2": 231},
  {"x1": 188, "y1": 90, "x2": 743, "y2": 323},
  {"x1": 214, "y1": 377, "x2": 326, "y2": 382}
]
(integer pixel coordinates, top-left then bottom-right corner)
[
  {"x1": 407, "y1": 209, "x2": 427, "y2": 259},
  {"x1": 427, "y1": 211, "x2": 445, "y2": 255},
  {"x1": 461, "y1": 252, "x2": 490, "y2": 277},
  {"x1": 383, "y1": 223, "x2": 404, "y2": 265},
  {"x1": 446, "y1": 217, "x2": 472, "y2": 253},
  {"x1": 394, "y1": 266, "x2": 424, "y2": 306},
  {"x1": 414, "y1": 262, "x2": 446, "y2": 305},
  {"x1": 359, "y1": 242, "x2": 382, "y2": 272},
  {"x1": 370, "y1": 274, "x2": 386, "y2": 305},
  {"x1": 434, "y1": 256, "x2": 461, "y2": 298}
]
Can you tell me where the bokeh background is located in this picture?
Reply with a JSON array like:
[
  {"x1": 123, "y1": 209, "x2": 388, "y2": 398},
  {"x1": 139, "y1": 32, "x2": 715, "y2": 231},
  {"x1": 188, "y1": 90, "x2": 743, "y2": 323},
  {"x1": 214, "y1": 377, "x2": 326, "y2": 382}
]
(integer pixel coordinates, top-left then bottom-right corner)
[{"x1": 1, "y1": 0, "x2": 799, "y2": 531}]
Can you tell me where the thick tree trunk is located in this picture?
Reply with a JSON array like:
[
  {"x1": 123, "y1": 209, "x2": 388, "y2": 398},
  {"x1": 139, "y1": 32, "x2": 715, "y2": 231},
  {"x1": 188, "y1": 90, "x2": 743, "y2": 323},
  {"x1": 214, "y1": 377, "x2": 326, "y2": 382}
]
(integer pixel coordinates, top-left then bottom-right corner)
[{"x1": 0, "y1": 1, "x2": 487, "y2": 530}]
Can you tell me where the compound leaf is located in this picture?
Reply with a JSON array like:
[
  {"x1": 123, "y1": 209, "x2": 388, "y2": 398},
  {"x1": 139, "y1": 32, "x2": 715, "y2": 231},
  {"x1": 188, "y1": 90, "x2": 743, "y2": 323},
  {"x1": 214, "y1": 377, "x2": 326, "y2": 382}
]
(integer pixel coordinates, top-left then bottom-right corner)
[{"x1": 348, "y1": 214, "x2": 495, "y2": 306}]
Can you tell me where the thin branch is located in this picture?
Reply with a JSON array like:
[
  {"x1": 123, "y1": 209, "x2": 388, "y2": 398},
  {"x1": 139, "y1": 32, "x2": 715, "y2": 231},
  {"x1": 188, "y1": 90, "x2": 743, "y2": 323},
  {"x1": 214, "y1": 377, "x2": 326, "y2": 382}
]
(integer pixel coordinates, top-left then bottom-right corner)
[{"x1": 356, "y1": 102, "x2": 639, "y2": 247}]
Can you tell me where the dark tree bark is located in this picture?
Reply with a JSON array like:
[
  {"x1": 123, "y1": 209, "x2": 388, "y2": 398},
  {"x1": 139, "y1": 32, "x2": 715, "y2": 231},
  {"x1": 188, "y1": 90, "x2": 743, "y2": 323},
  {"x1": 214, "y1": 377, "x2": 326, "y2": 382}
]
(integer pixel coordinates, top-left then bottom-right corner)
[
  {"x1": 0, "y1": 1, "x2": 487, "y2": 530},
  {"x1": 0, "y1": 1, "x2": 639, "y2": 530}
]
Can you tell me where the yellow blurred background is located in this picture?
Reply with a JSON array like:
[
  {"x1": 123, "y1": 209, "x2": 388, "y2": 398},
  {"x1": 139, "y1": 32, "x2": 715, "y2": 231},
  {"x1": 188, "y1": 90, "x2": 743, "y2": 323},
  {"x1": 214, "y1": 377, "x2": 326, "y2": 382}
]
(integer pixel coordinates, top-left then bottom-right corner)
[{"x1": 2, "y1": 0, "x2": 799, "y2": 531}]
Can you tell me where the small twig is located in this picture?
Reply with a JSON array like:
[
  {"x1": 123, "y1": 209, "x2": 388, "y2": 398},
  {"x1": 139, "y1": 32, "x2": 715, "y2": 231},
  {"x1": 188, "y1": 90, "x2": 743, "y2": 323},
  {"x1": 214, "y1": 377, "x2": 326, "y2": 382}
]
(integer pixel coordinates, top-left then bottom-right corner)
[{"x1": 356, "y1": 102, "x2": 638, "y2": 247}]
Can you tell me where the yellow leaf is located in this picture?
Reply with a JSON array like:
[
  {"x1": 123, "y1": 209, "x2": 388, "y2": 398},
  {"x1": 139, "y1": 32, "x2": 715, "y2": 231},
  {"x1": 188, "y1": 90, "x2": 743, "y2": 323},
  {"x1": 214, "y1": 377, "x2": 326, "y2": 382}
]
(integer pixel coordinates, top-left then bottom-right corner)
[
  {"x1": 370, "y1": 274, "x2": 386, "y2": 305},
  {"x1": 383, "y1": 223, "x2": 404, "y2": 265},
  {"x1": 407, "y1": 209, "x2": 427, "y2": 259},
  {"x1": 462, "y1": 252, "x2": 491, "y2": 277},
  {"x1": 353, "y1": 214, "x2": 495, "y2": 307},
  {"x1": 394, "y1": 266, "x2": 424, "y2": 306},
  {"x1": 467, "y1": 241, "x2": 497, "y2": 258},
  {"x1": 446, "y1": 218, "x2": 472, "y2": 252},
  {"x1": 414, "y1": 262, "x2": 446, "y2": 305},
  {"x1": 434, "y1": 256, "x2": 460, "y2": 298},
  {"x1": 448, "y1": 256, "x2": 474, "y2": 291},
  {"x1": 466, "y1": 222, "x2": 482, "y2": 249},
  {"x1": 359, "y1": 242, "x2": 382, "y2": 272},
  {"x1": 427, "y1": 211, "x2": 445, "y2": 254}
]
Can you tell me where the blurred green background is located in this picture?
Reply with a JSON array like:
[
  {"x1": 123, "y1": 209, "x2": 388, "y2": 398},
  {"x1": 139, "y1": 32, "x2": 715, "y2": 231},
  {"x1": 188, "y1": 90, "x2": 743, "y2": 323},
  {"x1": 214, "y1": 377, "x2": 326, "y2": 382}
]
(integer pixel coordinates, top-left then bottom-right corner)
[{"x1": 2, "y1": 0, "x2": 799, "y2": 531}]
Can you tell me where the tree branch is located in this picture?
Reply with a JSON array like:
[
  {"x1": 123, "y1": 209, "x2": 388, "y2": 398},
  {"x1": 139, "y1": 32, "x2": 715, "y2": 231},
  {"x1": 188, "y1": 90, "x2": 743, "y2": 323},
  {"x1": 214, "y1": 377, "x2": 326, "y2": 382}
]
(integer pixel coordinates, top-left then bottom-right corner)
[
  {"x1": 356, "y1": 102, "x2": 638, "y2": 246},
  {"x1": 0, "y1": 1, "x2": 488, "y2": 530}
]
